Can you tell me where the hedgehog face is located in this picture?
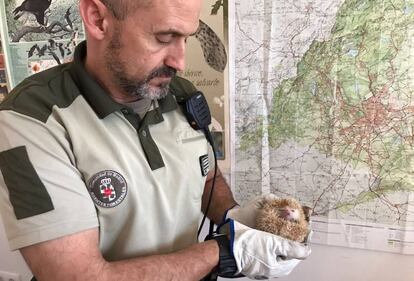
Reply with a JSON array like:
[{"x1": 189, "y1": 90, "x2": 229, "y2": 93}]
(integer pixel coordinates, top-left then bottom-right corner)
[{"x1": 278, "y1": 205, "x2": 301, "y2": 222}]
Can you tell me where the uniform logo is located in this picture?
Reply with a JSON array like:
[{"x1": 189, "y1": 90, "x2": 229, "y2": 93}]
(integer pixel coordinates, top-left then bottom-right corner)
[
  {"x1": 88, "y1": 170, "x2": 127, "y2": 208},
  {"x1": 199, "y1": 154, "x2": 210, "y2": 176}
]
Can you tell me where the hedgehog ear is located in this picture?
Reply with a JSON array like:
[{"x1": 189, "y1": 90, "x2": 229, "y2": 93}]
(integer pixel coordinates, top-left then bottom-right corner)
[{"x1": 302, "y1": 206, "x2": 312, "y2": 222}]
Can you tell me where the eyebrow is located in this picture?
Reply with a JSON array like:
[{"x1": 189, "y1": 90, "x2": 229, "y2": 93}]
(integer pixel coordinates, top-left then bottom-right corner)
[
  {"x1": 155, "y1": 29, "x2": 185, "y2": 37},
  {"x1": 154, "y1": 26, "x2": 199, "y2": 37}
]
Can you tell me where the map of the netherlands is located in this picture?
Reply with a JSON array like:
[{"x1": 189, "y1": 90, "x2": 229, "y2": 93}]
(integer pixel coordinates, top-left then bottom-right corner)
[{"x1": 234, "y1": 0, "x2": 414, "y2": 253}]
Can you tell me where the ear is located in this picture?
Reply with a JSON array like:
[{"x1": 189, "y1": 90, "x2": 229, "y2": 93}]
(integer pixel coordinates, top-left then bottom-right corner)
[
  {"x1": 79, "y1": 0, "x2": 111, "y2": 40},
  {"x1": 302, "y1": 206, "x2": 313, "y2": 222}
]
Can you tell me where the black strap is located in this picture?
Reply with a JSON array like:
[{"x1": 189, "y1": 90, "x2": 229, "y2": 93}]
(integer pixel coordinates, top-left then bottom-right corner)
[{"x1": 201, "y1": 233, "x2": 244, "y2": 280}]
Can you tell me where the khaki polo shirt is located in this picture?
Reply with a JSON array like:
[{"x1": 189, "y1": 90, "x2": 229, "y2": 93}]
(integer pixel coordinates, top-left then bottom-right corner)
[{"x1": 0, "y1": 41, "x2": 211, "y2": 260}]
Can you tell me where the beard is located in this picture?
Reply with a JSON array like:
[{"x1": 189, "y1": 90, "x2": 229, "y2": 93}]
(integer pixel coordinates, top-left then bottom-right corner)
[{"x1": 105, "y1": 28, "x2": 177, "y2": 100}]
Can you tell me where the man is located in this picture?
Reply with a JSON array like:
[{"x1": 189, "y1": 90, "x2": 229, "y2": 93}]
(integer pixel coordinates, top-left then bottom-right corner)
[{"x1": 0, "y1": 0, "x2": 311, "y2": 280}]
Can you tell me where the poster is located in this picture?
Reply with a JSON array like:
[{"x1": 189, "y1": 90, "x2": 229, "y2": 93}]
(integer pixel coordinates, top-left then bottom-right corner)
[
  {"x1": 0, "y1": 14, "x2": 10, "y2": 103},
  {"x1": 0, "y1": 0, "x2": 84, "y2": 87},
  {"x1": 182, "y1": 0, "x2": 229, "y2": 162},
  {"x1": 0, "y1": 27, "x2": 9, "y2": 102}
]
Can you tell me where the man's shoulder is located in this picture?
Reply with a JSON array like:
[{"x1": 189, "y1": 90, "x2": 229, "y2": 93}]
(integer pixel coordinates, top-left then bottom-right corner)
[
  {"x1": 0, "y1": 63, "x2": 81, "y2": 123},
  {"x1": 169, "y1": 76, "x2": 198, "y2": 102}
]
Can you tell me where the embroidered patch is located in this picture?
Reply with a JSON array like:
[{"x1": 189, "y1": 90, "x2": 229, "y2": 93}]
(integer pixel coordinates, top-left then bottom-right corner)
[
  {"x1": 88, "y1": 170, "x2": 127, "y2": 208},
  {"x1": 199, "y1": 154, "x2": 210, "y2": 177}
]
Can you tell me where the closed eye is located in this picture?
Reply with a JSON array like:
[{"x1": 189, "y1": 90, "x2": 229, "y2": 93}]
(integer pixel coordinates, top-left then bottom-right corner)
[
  {"x1": 156, "y1": 34, "x2": 174, "y2": 44},
  {"x1": 155, "y1": 27, "x2": 194, "y2": 45}
]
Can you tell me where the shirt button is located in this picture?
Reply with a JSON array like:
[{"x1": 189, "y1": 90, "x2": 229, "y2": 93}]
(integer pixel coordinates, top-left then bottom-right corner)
[
  {"x1": 121, "y1": 108, "x2": 129, "y2": 114},
  {"x1": 141, "y1": 130, "x2": 147, "y2": 137}
]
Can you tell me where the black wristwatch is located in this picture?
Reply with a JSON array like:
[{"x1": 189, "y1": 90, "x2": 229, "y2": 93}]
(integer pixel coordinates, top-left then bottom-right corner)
[{"x1": 203, "y1": 233, "x2": 244, "y2": 280}]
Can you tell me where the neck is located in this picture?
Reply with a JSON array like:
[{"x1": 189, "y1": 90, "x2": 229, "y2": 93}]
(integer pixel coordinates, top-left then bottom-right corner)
[{"x1": 84, "y1": 42, "x2": 139, "y2": 104}]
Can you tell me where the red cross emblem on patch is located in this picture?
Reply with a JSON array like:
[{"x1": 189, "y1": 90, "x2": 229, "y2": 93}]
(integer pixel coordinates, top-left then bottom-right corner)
[
  {"x1": 100, "y1": 177, "x2": 116, "y2": 202},
  {"x1": 88, "y1": 170, "x2": 127, "y2": 208}
]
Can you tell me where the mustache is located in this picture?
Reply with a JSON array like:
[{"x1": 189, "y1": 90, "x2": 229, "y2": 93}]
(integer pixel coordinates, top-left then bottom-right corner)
[{"x1": 146, "y1": 66, "x2": 177, "y2": 81}]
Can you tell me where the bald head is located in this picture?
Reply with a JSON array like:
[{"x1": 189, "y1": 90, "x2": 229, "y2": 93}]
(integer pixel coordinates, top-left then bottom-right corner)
[{"x1": 100, "y1": 0, "x2": 152, "y2": 20}]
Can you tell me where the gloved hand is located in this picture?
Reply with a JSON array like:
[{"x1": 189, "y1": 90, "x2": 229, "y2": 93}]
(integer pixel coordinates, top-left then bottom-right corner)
[
  {"x1": 220, "y1": 219, "x2": 311, "y2": 280},
  {"x1": 219, "y1": 194, "x2": 312, "y2": 279}
]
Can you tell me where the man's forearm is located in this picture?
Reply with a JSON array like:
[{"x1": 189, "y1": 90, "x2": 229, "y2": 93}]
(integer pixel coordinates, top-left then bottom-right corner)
[
  {"x1": 202, "y1": 170, "x2": 238, "y2": 224},
  {"x1": 21, "y1": 228, "x2": 219, "y2": 281},
  {"x1": 103, "y1": 240, "x2": 219, "y2": 281}
]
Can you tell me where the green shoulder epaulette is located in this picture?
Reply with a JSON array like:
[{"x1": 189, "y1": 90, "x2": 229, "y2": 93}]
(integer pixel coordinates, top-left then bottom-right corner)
[{"x1": 169, "y1": 76, "x2": 198, "y2": 103}]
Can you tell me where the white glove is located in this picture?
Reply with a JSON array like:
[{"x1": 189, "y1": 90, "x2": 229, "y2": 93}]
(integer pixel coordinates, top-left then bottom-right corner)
[
  {"x1": 220, "y1": 194, "x2": 312, "y2": 279},
  {"x1": 225, "y1": 220, "x2": 311, "y2": 280},
  {"x1": 225, "y1": 193, "x2": 280, "y2": 227}
]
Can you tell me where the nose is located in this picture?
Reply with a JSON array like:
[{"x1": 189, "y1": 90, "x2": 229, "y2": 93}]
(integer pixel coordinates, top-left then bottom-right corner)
[{"x1": 164, "y1": 39, "x2": 186, "y2": 72}]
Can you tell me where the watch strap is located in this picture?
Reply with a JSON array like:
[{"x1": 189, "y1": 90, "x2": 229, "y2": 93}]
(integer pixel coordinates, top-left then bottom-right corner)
[{"x1": 212, "y1": 234, "x2": 244, "y2": 278}]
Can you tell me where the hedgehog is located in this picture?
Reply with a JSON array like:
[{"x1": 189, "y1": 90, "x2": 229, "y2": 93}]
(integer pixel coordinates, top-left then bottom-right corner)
[{"x1": 256, "y1": 197, "x2": 312, "y2": 242}]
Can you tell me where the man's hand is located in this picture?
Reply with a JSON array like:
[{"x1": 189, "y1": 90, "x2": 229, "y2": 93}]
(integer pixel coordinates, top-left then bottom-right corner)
[{"x1": 229, "y1": 220, "x2": 311, "y2": 279}]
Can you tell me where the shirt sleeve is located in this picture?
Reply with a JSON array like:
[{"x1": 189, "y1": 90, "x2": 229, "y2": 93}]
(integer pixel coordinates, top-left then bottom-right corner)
[{"x1": 0, "y1": 110, "x2": 98, "y2": 250}]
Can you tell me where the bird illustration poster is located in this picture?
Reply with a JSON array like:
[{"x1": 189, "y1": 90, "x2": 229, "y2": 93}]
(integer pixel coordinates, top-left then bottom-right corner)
[
  {"x1": 0, "y1": 0, "x2": 84, "y2": 86},
  {"x1": 183, "y1": 0, "x2": 228, "y2": 161},
  {"x1": 0, "y1": 31, "x2": 10, "y2": 101}
]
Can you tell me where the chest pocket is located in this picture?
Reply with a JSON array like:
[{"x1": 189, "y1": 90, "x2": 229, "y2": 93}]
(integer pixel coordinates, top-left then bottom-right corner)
[
  {"x1": 176, "y1": 127, "x2": 206, "y2": 143},
  {"x1": 175, "y1": 127, "x2": 209, "y2": 177}
]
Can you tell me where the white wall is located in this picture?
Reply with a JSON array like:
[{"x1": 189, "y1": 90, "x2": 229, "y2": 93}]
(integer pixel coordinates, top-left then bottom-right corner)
[
  {"x1": 281, "y1": 244, "x2": 414, "y2": 281},
  {"x1": 221, "y1": 243, "x2": 414, "y2": 281}
]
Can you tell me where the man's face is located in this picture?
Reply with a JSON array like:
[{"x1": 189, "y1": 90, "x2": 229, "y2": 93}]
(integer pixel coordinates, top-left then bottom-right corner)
[{"x1": 104, "y1": 0, "x2": 202, "y2": 100}]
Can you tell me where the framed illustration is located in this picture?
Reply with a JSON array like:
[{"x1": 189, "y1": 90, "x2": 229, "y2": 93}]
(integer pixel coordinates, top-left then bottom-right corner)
[
  {"x1": 182, "y1": 0, "x2": 229, "y2": 163},
  {"x1": 0, "y1": 26, "x2": 9, "y2": 101},
  {"x1": 0, "y1": 0, "x2": 84, "y2": 87}
]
